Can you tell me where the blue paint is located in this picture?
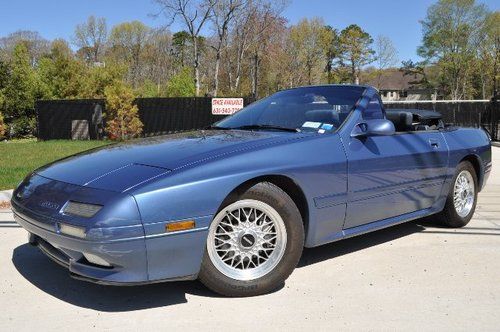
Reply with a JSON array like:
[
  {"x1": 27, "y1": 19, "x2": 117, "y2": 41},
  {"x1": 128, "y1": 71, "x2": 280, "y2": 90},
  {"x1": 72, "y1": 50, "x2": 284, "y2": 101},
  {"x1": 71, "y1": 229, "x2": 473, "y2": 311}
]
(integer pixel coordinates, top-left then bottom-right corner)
[{"x1": 12, "y1": 85, "x2": 492, "y2": 284}]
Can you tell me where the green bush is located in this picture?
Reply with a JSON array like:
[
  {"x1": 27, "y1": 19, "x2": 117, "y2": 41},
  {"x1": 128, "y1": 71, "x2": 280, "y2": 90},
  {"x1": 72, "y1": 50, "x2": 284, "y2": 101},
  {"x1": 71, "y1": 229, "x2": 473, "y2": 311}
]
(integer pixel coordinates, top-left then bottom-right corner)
[
  {"x1": 0, "y1": 112, "x2": 5, "y2": 140},
  {"x1": 8, "y1": 116, "x2": 37, "y2": 138},
  {"x1": 104, "y1": 81, "x2": 143, "y2": 140}
]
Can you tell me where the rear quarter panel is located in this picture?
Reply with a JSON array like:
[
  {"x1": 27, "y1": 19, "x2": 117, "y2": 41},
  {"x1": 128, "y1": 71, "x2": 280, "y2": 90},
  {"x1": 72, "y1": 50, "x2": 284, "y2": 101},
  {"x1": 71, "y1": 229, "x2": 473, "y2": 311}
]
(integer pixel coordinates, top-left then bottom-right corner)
[{"x1": 442, "y1": 127, "x2": 491, "y2": 193}]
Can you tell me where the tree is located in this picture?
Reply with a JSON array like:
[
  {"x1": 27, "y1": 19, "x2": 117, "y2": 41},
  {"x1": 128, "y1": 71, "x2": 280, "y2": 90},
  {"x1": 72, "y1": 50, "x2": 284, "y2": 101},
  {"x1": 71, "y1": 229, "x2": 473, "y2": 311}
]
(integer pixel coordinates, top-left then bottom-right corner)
[
  {"x1": 373, "y1": 35, "x2": 398, "y2": 89},
  {"x1": 289, "y1": 18, "x2": 330, "y2": 85},
  {"x1": 78, "y1": 62, "x2": 127, "y2": 98},
  {"x1": 109, "y1": 21, "x2": 151, "y2": 85},
  {"x1": 210, "y1": 0, "x2": 245, "y2": 96},
  {"x1": 0, "y1": 111, "x2": 5, "y2": 139},
  {"x1": 37, "y1": 39, "x2": 84, "y2": 99},
  {"x1": 2, "y1": 43, "x2": 40, "y2": 137},
  {"x1": 0, "y1": 61, "x2": 9, "y2": 138},
  {"x1": 73, "y1": 16, "x2": 107, "y2": 63},
  {"x1": 142, "y1": 29, "x2": 174, "y2": 92},
  {"x1": 104, "y1": 81, "x2": 143, "y2": 140},
  {"x1": 418, "y1": 0, "x2": 488, "y2": 99},
  {"x1": 476, "y1": 11, "x2": 499, "y2": 98},
  {"x1": 338, "y1": 24, "x2": 375, "y2": 84},
  {"x1": 154, "y1": 0, "x2": 218, "y2": 96},
  {"x1": 0, "y1": 60, "x2": 8, "y2": 91},
  {"x1": 172, "y1": 31, "x2": 191, "y2": 67},
  {"x1": 245, "y1": 1, "x2": 287, "y2": 98},
  {"x1": 322, "y1": 25, "x2": 342, "y2": 84},
  {"x1": 0, "y1": 30, "x2": 49, "y2": 65},
  {"x1": 400, "y1": 59, "x2": 432, "y2": 89},
  {"x1": 165, "y1": 67, "x2": 196, "y2": 96},
  {"x1": 138, "y1": 79, "x2": 162, "y2": 97}
]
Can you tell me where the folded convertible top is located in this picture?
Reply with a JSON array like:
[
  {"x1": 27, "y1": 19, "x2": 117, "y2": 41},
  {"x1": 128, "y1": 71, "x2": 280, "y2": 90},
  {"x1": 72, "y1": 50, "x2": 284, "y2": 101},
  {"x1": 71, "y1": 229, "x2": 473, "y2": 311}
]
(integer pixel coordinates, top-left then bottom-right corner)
[{"x1": 386, "y1": 109, "x2": 442, "y2": 121}]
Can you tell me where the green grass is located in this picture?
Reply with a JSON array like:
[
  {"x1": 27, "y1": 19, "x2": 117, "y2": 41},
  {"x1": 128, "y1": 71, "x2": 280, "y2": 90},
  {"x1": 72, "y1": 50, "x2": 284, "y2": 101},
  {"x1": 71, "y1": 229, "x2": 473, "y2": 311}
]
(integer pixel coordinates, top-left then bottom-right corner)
[{"x1": 0, "y1": 139, "x2": 111, "y2": 190}]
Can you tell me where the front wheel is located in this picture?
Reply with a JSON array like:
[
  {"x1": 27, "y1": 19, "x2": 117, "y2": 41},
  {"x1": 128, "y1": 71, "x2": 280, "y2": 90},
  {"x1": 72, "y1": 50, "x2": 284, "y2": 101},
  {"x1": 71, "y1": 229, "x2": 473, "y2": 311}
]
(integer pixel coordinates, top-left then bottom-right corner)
[
  {"x1": 199, "y1": 182, "x2": 304, "y2": 297},
  {"x1": 436, "y1": 161, "x2": 478, "y2": 228}
]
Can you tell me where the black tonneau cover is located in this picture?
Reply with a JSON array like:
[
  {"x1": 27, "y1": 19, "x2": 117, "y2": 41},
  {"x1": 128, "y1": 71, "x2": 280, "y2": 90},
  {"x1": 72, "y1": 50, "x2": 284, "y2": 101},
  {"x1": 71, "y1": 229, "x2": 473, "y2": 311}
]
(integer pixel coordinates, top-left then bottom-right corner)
[{"x1": 387, "y1": 108, "x2": 442, "y2": 121}]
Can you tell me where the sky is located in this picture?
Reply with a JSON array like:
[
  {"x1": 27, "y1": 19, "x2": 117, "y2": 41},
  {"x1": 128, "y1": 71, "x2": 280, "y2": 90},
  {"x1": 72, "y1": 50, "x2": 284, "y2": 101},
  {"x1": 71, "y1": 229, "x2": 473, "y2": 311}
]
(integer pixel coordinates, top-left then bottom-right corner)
[{"x1": 0, "y1": 0, "x2": 498, "y2": 62}]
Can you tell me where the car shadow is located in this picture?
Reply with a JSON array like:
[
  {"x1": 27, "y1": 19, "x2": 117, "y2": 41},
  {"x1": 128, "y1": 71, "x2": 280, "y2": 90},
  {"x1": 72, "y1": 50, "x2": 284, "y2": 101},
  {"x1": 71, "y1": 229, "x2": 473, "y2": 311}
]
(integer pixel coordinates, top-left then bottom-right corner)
[
  {"x1": 298, "y1": 220, "x2": 426, "y2": 268},
  {"x1": 11, "y1": 244, "x2": 219, "y2": 312},
  {"x1": 12, "y1": 218, "x2": 432, "y2": 311}
]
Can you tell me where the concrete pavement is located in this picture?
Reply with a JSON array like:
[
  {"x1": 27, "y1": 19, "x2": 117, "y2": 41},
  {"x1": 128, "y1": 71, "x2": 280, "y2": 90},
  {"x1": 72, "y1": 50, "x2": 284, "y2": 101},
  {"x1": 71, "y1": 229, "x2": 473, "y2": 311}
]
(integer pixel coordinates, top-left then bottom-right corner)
[{"x1": 1, "y1": 149, "x2": 499, "y2": 331}]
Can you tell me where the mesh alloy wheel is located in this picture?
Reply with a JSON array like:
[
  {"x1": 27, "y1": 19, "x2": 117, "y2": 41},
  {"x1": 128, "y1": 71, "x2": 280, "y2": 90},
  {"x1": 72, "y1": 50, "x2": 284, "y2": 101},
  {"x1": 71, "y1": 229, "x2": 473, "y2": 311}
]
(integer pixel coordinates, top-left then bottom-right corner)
[
  {"x1": 453, "y1": 169, "x2": 475, "y2": 218},
  {"x1": 207, "y1": 199, "x2": 287, "y2": 281}
]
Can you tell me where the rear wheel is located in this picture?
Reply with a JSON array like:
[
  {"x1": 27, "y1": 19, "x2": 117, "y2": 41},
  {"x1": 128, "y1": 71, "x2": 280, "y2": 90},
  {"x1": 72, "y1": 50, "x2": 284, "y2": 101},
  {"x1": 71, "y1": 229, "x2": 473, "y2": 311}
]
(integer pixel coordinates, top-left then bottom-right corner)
[
  {"x1": 199, "y1": 182, "x2": 304, "y2": 297},
  {"x1": 437, "y1": 161, "x2": 478, "y2": 228}
]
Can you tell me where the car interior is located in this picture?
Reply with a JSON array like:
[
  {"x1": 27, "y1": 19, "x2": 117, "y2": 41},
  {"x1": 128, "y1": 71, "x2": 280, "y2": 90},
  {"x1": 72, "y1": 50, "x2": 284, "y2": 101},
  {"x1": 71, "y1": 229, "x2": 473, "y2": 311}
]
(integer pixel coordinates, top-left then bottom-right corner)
[
  {"x1": 304, "y1": 109, "x2": 348, "y2": 128},
  {"x1": 259, "y1": 101, "x2": 351, "y2": 130},
  {"x1": 385, "y1": 109, "x2": 445, "y2": 132}
]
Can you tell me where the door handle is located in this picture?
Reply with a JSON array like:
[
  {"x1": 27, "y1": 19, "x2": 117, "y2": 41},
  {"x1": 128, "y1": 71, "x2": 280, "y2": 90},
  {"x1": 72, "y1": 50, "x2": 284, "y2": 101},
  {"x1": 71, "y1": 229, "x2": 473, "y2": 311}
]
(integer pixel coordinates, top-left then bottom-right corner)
[{"x1": 429, "y1": 139, "x2": 439, "y2": 148}]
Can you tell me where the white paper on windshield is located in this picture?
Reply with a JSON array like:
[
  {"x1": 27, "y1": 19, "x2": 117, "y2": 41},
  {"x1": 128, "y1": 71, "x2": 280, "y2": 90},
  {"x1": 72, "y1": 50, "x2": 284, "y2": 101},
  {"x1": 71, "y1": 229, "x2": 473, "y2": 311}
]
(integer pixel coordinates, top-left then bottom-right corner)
[{"x1": 302, "y1": 121, "x2": 322, "y2": 129}]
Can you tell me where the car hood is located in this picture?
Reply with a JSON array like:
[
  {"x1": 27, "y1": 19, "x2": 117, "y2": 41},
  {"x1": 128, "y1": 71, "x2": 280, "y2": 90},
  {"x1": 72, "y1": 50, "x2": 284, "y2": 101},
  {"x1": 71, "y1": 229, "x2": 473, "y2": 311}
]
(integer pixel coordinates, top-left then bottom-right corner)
[{"x1": 35, "y1": 130, "x2": 304, "y2": 192}]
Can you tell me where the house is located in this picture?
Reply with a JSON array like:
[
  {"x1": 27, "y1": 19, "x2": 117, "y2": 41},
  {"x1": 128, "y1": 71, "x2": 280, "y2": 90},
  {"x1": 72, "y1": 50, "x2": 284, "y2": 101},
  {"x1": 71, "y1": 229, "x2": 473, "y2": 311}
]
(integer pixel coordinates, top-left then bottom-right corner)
[{"x1": 364, "y1": 69, "x2": 437, "y2": 102}]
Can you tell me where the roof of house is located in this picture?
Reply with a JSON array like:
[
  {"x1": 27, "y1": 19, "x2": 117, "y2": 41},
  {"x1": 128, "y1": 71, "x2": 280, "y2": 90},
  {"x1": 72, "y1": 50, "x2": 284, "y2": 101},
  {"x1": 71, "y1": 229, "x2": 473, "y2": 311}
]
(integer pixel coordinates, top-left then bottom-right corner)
[{"x1": 364, "y1": 68, "x2": 425, "y2": 91}]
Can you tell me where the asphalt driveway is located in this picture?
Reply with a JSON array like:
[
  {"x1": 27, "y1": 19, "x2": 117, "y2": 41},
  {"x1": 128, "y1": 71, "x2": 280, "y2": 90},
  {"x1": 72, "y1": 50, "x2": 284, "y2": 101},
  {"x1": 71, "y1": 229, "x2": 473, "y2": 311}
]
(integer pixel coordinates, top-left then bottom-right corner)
[{"x1": 1, "y1": 148, "x2": 499, "y2": 331}]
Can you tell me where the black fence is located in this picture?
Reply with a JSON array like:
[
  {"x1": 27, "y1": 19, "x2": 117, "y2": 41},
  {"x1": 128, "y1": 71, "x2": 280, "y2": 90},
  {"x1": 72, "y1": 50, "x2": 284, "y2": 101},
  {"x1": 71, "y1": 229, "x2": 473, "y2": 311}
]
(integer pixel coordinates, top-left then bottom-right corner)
[
  {"x1": 137, "y1": 97, "x2": 253, "y2": 137},
  {"x1": 385, "y1": 99, "x2": 499, "y2": 141},
  {"x1": 36, "y1": 97, "x2": 254, "y2": 140},
  {"x1": 37, "y1": 99, "x2": 104, "y2": 140},
  {"x1": 36, "y1": 97, "x2": 499, "y2": 141}
]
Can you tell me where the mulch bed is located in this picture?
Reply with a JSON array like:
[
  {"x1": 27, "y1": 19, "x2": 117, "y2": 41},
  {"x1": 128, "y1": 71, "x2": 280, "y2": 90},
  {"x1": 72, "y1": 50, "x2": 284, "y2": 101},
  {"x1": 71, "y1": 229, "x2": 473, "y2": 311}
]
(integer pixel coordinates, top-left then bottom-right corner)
[{"x1": 0, "y1": 201, "x2": 11, "y2": 209}]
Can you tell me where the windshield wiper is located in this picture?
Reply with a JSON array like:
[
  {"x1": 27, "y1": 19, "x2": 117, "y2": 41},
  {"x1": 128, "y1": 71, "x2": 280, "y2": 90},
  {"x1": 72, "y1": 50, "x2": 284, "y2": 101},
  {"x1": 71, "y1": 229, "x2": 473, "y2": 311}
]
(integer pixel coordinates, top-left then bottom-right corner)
[
  {"x1": 232, "y1": 124, "x2": 299, "y2": 132},
  {"x1": 204, "y1": 125, "x2": 232, "y2": 130}
]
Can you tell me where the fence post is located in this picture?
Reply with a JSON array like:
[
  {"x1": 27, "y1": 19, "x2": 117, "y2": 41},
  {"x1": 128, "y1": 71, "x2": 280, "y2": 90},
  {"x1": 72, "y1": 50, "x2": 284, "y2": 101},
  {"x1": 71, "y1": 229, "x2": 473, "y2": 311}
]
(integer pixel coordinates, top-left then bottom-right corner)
[{"x1": 491, "y1": 95, "x2": 499, "y2": 141}]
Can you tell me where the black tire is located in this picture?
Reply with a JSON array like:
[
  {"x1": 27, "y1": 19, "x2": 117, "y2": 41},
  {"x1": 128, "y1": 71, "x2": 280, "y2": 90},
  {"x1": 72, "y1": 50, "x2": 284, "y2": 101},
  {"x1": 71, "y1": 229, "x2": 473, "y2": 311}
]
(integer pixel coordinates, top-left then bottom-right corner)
[
  {"x1": 199, "y1": 182, "x2": 304, "y2": 297},
  {"x1": 436, "y1": 161, "x2": 478, "y2": 228}
]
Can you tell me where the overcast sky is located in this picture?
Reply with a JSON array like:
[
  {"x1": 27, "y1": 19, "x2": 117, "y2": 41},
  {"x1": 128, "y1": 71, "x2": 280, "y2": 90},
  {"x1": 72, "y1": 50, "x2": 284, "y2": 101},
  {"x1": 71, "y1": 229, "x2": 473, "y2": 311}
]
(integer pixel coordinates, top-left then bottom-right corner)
[{"x1": 0, "y1": 0, "x2": 498, "y2": 62}]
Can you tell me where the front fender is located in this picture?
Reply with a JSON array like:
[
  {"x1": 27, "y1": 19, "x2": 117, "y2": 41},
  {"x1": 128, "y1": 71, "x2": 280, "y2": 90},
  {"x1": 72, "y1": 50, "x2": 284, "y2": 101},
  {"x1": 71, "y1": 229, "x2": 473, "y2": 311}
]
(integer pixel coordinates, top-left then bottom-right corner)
[{"x1": 128, "y1": 133, "x2": 348, "y2": 280}]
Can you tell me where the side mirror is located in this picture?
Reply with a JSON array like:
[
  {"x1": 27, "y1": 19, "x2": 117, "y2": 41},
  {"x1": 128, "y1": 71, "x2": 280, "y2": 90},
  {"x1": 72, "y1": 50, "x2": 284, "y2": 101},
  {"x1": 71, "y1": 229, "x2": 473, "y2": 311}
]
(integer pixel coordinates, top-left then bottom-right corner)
[{"x1": 351, "y1": 119, "x2": 395, "y2": 138}]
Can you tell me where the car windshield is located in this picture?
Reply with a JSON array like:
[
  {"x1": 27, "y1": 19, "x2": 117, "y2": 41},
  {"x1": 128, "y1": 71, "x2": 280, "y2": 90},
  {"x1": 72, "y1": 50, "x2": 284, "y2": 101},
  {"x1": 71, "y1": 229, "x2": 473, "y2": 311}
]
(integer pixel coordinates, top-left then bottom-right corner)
[{"x1": 214, "y1": 86, "x2": 365, "y2": 133}]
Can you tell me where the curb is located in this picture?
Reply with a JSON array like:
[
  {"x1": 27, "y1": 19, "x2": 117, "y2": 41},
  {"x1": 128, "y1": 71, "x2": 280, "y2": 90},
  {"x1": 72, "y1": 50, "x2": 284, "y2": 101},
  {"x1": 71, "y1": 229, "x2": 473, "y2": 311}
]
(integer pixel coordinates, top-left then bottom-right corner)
[
  {"x1": 0, "y1": 189, "x2": 13, "y2": 202},
  {"x1": 492, "y1": 141, "x2": 500, "y2": 148}
]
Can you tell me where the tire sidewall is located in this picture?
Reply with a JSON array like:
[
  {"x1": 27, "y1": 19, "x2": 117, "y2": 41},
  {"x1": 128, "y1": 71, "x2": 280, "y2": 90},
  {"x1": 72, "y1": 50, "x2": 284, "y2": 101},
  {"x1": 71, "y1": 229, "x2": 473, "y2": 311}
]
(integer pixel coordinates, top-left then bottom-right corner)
[{"x1": 199, "y1": 182, "x2": 304, "y2": 296}]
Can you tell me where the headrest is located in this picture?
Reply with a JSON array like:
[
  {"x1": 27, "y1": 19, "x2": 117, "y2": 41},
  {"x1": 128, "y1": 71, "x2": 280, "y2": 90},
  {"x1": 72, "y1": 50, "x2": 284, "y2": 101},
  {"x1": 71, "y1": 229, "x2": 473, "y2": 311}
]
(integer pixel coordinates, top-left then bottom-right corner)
[{"x1": 385, "y1": 110, "x2": 413, "y2": 131}]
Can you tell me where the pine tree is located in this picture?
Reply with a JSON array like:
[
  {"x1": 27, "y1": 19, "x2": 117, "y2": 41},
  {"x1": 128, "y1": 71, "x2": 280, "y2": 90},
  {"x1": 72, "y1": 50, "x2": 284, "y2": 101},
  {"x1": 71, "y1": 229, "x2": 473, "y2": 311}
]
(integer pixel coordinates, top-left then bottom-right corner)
[{"x1": 104, "y1": 81, "x2": 143, "y2": 140}]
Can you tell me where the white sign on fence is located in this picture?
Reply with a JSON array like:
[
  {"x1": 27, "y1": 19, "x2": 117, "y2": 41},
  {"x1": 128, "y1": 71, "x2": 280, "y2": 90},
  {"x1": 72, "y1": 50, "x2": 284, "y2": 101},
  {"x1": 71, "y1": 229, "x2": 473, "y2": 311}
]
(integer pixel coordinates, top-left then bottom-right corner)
[{"x1": 211, "y1": 98, "x2": 244, "y2": 115}]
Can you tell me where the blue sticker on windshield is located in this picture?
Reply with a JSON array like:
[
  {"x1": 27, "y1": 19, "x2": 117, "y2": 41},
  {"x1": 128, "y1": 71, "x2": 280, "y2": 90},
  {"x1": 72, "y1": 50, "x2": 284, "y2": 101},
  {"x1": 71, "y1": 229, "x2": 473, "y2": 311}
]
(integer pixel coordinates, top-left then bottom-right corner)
[{"x1": 321, "y1": 123, "x2": 334, "y2": 130}]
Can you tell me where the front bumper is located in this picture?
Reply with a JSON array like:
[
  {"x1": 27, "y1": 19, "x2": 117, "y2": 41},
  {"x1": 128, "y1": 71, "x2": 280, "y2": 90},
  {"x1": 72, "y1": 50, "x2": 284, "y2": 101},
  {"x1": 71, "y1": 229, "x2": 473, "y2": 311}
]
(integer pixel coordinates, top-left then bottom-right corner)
[
  {"x1": 12, "y1": 172, "x2": 212, "y2": 285},
  {"x1": 14, "y1": 206, "x2": 211, "y2": 285},
  {"x1": 14, "y1": 210, "x2": 150, "y2": 284},
  {"x1": 27, "y1": 234, "x2": 195, "y2": 285}
]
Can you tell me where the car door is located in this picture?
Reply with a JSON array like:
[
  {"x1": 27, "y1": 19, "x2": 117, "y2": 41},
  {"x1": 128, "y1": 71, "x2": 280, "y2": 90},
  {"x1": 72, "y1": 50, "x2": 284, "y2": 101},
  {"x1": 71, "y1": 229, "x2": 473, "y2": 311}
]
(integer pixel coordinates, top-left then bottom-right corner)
[{"x1": 341, "y1": 96, "x2": 448, "y2": 229}]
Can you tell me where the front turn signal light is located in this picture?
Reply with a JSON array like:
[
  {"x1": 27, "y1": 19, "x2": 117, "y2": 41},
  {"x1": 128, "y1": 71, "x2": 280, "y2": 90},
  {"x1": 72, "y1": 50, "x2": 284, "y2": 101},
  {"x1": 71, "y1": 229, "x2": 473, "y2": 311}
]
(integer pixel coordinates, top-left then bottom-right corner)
[{"x1": 166, "y1": 220, "x2": 195, "y2": 232}]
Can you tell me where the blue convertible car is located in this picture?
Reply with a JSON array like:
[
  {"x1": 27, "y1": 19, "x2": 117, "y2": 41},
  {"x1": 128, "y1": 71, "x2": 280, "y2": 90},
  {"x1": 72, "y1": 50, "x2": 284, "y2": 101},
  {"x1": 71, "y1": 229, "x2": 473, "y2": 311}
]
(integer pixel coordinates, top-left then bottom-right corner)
[{"x1": 12, "y1": 85, "x2": 491, "y2": 296}]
